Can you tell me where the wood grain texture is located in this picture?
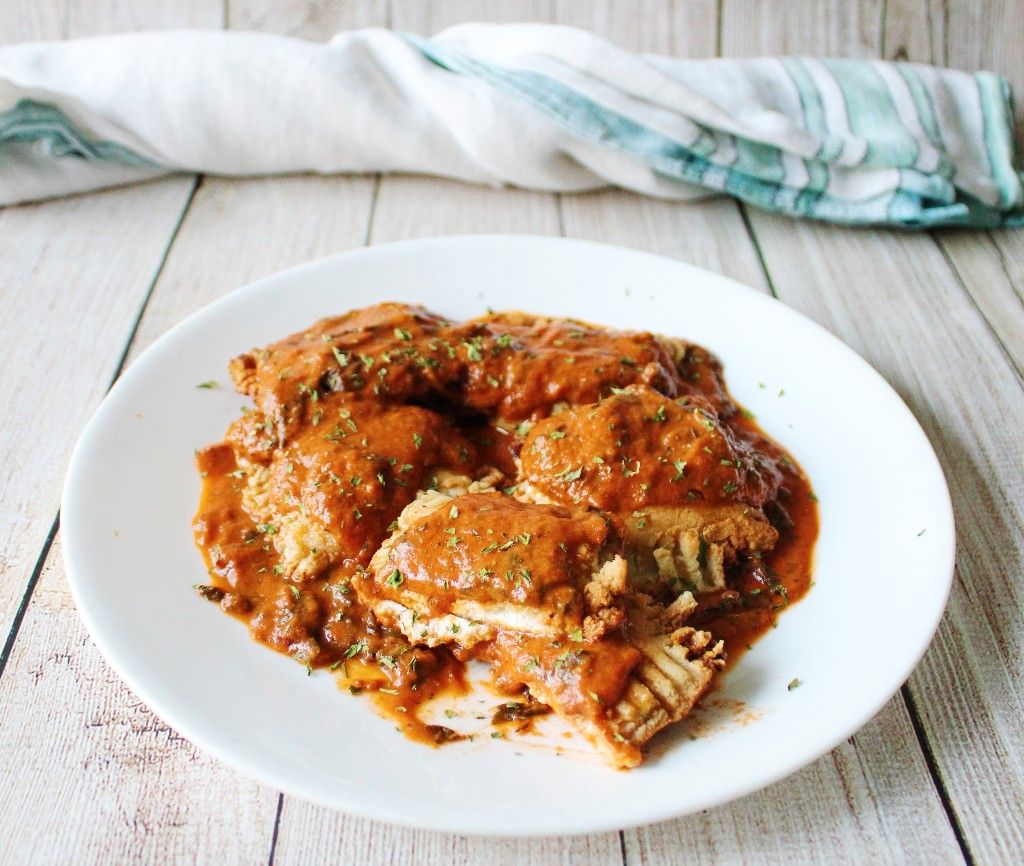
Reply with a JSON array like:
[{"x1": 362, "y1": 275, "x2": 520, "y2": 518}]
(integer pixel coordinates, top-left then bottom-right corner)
[
  {"x1": 371, "y1": 175, "x2": 561, "y2": 243},
  {"x1": 936, "y1": 230, "x2": 1024, "y2": 377},
  {"x1": 880, "y1": 0, "x2": 944, "y2": 62},
  {"x1": 65, "y1": 0, "x2": 222, "y2": 36},
  {"x1": 0, "y1": 538, "x2": 279, "y2": 865},
  {"x1": 126, "y1": 174, "x2": 379, "y2": 362},
  {"x1": 0, "y1": 173, "x2": 382, "y2": 865},
  {"x1": 558, "y1": 192, "x2": 770, "y2": 289},
  {"x1": 0, "y1": 0, "x2": 220, "y2": 644},
  {"x1": 944, "y1": 0, "x2": 1024, "y2": 97},
  {"x1": 0, "y1": 5, "x2": 322, "y2": 866},
  {"x1": 630, "y1": 705, "x2": 962, "y2": 866},
  {"x1": 0, "y1": 0, "x2": 214, "y2": 652},
  {"x1": 0, "y1": 0, "x2": 62, "y2": 43},
  {"x1": 0, "y1": 179, "x2": 197, "y2": 646},
  {"x1": 722, "y1": 5, "x2": 1024, "y2": 860},
  {"x1": 0, "y1": 4, "x2": 265, "y2": 865},
  {"x1": 554, "y1": 0, "x2": 718, "y2": 56},
  {"x1": 745, "y1": 211, "x2": 1024, "y2": 866},
  {"x1": 882, "y1": 0, "x2": 1024, "y2": 382},
  {"x1": 986, "y1": 229, "x2": 1024, "y2": 303},
  {"x1": 273, "y1": 805, "x2": 623, "y2": 866},
  {"x1": 392, "y1": 0, "x2": 556, "y2": 33},
  {"x1": 720, "y1": 0, "x2": 884, "y2": 58},
  {"x1": 941, "y1": 0, "x2": 1024, "y2": 153},
  {"x1": 228, "y1": 0, "x2": 387, "y2": 37}
]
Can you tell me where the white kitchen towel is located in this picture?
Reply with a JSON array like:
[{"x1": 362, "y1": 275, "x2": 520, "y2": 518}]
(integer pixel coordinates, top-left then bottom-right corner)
[{"x1": 1, "y1": 24, "x2": 1021, "y2": 226}]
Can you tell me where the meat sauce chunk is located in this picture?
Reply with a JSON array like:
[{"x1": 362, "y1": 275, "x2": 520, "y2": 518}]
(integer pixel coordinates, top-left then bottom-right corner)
[
  {"x1": 229, "y1": 303, "x2": 471, "y2": 439},
  {"x1": 233, "y1": 393, "x2": 476, "y2": 582},
  {"x1": 358, "y1": 492, "x2": 629, "y2": 645},
  {"x1": 463, "y1": 312, "x2": 683, "y2": 421},
  {"x1": 519, "y1": 385, "x2": 780, "y2": 511}
]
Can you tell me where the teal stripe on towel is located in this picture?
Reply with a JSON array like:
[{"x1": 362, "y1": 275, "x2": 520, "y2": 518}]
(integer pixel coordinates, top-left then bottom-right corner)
[
  {"x1": 977, "y1": 72, "x2": 1023, "y2": 209},
  {"x1": 895, "y1": 66, "x2": 954, "y2": 179},
  {"x1": 408, "y1": 33, "x2": 1024, "y2": 226},
  {"x1": 0, "y1": 99, "x2": 159, "y2": 169},
  {"x1": 730, "y1": 137, "x2": 785, "y2": 188},
  {"x1": 779, "y1": 59, "x2": 831, "y2": 214},
  {"x1": 822, "y1": 59, "x2": 919, "y2": 168}
]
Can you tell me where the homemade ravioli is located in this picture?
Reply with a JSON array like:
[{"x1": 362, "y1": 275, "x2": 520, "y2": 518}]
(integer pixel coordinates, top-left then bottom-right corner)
[{"x1": 193, "y1": 303, "x2": 817, "y2": 768}]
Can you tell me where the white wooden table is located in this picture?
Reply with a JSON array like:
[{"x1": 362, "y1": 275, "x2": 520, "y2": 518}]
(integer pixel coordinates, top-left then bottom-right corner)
[{"x1": 2, "y1": 2, "x2": 1022, "y2": 863}]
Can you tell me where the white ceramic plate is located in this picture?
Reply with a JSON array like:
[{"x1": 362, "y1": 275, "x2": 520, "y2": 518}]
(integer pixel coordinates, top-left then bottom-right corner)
[{"x1": 63, "y1": 235, "x2": 954, "y2": 837}]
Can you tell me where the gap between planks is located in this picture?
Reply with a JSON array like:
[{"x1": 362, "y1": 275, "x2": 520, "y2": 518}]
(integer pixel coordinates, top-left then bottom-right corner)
[
  {"x1": 738, "y1": 172, "x2": 975, "y2": 865},
  {"x1": 723, "y1": 2, "x2": 1024, "y2": 861},
  {"x1": 0, "y1": 174, "x2": 202, "y2": 683},
  {"x1": 720, "y1": 4, "x2": 974, "y2": 845},
  {"x1": 930, "y1": 232, "x2": 1024, "y2": 382},
  {"x1": 736, "y1": 203, "x2": 979, "y2": 863},
  {"x1": 901, "y1": 684, "x2": 973, "y2": 863}
]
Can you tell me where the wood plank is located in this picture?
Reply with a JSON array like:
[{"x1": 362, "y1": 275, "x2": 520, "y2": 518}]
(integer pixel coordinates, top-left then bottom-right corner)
[
  {"x1": 936, "y1": 230, "x2": 1024, "y2": 376},
  {"x1": 880, "y1": 0, "x2": 944, "y2": 62},
  {"x1": 392, "y1": 0, "x2": 556, "y2": 33},
  {"x1": 631, "y1": 705, "x2": 962, "y2": 865},
  {"x1": 0, "y1": 3, "x2": 301, "y2": 865},
  {"x1": 988, "y1": 228, "x2": 1024, "y2": 316},
  {"x1": 65, "y1": 0, "x2": 222, "y2": 35},
  {"x1": 0, "y1": 174, "x2": 382, "y2": 864},
  {"x1": 938, "y1": 0, "x2": 1024, "y2": 190},
  {"x1": 272, "y1": 806, "x2": 623, "y2": 866},
  {"x1": 0, "y1": 0, "x2": 220, "y2": 642},
  {"x1": 879, "y1": 0, "x2": 1024, "y2": 377},
  {"x1": 126, "y1": 174, "x2": 379, "y2": 360},
  {"x1": 0, "y1": 0, "x2": 213, "y2": 654},
  {"x1": 557, "y1": 5, "x2": 963, "y2": 862},
  {"x1": 0, "y1": 179, "x2": 201, "y2": 645},
  {"x1": 720, "y1": 0, "x2": 884, "y2": 58},
  {"x1": 943, "y1": 0, "x2": 1024, "y2": 97},
  {"x1": 230, "y1": 0, "x2": 385, "y2": 38},
  {"x1": 0, "y1": 536, "x2": 279, "y2": 865},
  {"x1": 558, "y1": 191, "x2": 771, "y2": 289},
  {"x1": 743, "y1": 209, "x2": 1024, "y2": 866},
  {"x1": 371, "y1": 175, "x2": 561, "y2": 243},
  {"x1": 723, "y1": 5, "x2": 1024, "y2": 860},
  {"x1": 0, "y1": 0, "x2": 62, "y2": 42},
  {"x1": 554, "y1": 0, "x2": 719, "y2": 56},
  {"x1": 558, "y1": 195, "x2": 963, "y2": 866}
]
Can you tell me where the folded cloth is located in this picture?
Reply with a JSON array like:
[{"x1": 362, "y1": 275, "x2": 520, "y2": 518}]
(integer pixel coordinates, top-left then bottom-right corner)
[{"x1": 1, "y1": 24, "x2": 1021, "y2": 227}]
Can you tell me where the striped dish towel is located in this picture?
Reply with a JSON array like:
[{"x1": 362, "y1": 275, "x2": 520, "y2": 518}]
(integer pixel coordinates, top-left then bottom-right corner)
[{"x1": 1, "y1": 24, "x2": 1021, "y2": 227}]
